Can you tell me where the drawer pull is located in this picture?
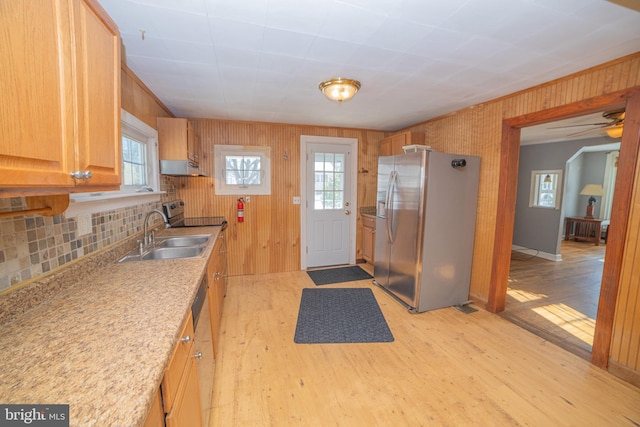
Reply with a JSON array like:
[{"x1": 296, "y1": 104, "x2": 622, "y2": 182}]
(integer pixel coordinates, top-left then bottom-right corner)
[
  {"x1": 193, "y1": 351, "x2": 202, "y2": 359},
  {"x1": 180, "y1": 335, "x2": 191, "y2": 343}
]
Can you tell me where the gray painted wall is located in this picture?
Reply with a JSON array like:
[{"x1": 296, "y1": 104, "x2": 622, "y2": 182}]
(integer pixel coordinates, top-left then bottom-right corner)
[{"x1": 513, "y1": 137, "x2": 611, "y2": 255}]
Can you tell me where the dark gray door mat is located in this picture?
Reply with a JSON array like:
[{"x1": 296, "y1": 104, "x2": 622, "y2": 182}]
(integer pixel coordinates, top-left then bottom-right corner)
[
  {"x1": 294, "y1": 288, "x2": 394, "y2": 344},
  {"x1": 306, "y1": 265, "x2": 373, "y2": 285}
]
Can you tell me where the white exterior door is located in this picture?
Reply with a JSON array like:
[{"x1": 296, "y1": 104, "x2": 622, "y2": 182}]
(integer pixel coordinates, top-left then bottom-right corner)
[{"x1": 305, "y1": 142, "x2": 353, "y2": 267}]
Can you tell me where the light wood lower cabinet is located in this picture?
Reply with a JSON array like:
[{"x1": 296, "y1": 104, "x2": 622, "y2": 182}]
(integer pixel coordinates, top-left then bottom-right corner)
[
  {"x1": 362, "y1": 215, "x2": 376, "y2": 264},
  {"x1": 143, "y1": 388, "x2": 164, "y2": 427},
  {"x1": 146, "y1": 231, "x2": 228, "y2": 426},
  {"x1": 160, "y1": 312, "x2": 203, "y2": 427},
  {"x1": 165, "y1": 358, "x2": 202, "y2": 427},
  {"x1": 207, "y1": 230, "x2": 227, "y2": 356}
]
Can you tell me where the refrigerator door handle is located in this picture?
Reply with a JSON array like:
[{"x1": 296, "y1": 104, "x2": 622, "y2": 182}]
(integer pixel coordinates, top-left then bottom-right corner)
[{"x1": 386, "y1": 170, "x2": 398, "y2": 243}]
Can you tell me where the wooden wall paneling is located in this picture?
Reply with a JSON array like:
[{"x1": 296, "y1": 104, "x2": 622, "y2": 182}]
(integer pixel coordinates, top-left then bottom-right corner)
[
  {"x1": 120, "y1": 65, "x2": 173, "y2": 128},
  {"x1": 604, "y1": 91, "x2": 640, "y2": 369},
  {"x1": 486, "y1": 122, "x2": 521, "y2": 312},
  {"x1": 180, "y1": 119, "x2": 384, "y2": 277},
  {"x1": 396, "y1": 55, "x2": 640, "y2": 306},
  {"x1": 356, "y1": 130, "x2": 381, "y2": 259},
  {"x1": 159, "y1": 53, "x2": 640, "y2": 378},
  {"x1": 470, "y1": 103, "x2": 504, "y2": 302},
  {"x1": 400, "y1": 104, "x2": 505, "y2": 303}
]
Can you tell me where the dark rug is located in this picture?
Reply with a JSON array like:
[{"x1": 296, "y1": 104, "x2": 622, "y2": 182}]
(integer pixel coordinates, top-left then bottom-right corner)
[
  {"x1": 307, "y1": 265, "x2": 373, "y2": 286},
  {"x1": 294, "y1": 288, "x2": 394, "y2": 344}
]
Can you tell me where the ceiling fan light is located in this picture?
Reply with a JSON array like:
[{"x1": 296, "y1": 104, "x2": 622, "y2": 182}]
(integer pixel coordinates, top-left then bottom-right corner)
[
  {"x1": 319, "y1": 77, "x2": 361, "y2": 102},
  {"x1": 606, "y1": 124, "x2": 624, "y2": 139}
]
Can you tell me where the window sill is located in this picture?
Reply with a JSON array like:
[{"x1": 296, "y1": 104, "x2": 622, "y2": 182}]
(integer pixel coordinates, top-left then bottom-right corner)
[{"x1": 65, "y1": 191, "x2": 165, "y2": 218}]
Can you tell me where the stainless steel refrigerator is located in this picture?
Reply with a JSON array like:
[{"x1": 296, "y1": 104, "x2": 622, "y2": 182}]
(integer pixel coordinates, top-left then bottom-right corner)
[{"x1": 373, "y1": 150, "x2": 480, "y2": 313}]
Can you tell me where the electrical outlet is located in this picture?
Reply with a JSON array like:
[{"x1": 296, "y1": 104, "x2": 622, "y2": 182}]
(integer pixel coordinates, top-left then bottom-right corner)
[
  {"x1": 77, "y1": 214, "x2": 93, "y2": 236},
  {"x1": 245, "y1": 196, "x2": 251, "y2": 203},
  {"x1": 293, "y1": 196, "x2": 301, "y2": 205}
]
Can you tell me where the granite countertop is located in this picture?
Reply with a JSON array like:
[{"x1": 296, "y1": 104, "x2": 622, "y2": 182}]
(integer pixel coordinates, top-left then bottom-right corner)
[{"x1": 0, "y1": 226, "x2": 222, "y2": 426}]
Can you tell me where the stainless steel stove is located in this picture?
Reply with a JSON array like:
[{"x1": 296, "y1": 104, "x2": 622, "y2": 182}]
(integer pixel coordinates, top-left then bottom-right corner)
[{"x1": 162, "y1": 200, "x2": 227, "y2": 229}]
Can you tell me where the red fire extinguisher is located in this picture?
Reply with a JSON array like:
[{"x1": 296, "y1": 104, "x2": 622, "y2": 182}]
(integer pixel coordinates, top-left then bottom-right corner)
[{"x1": 237, "y1": 197, "x2": 244, "y2": 223}]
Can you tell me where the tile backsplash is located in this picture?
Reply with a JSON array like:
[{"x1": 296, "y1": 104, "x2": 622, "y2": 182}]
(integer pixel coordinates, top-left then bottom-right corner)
[{"x1": 0, "y1": 178, "x2": 177, "y2": 292}]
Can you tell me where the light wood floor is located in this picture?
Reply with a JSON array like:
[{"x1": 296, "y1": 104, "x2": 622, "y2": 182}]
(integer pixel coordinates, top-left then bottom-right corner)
[
  {"x1": 208, "y1": 264, "x2": 640, "y2": 426},
  {"x1": 502, "y1": 241, "x2": 606, "y2": 360}
]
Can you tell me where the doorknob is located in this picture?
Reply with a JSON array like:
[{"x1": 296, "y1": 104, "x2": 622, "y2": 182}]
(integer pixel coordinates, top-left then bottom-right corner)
[{"x1": 345, "y1": 210, "x2": 351, "y2": 215}]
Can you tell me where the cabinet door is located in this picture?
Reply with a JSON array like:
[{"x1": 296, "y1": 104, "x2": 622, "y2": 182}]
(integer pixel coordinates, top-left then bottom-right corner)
[
  {"x1": 379, "y1": 138, "x2": 392, "y2": 156},
  {"x1": 187, "y1": 123, "x2": 200, "y2": 164},
  {"x1": 208, "y1": 236, "x2": 226, "y2": 356},
  {"x1": 158, "y1": 118, "x2": 187, "y2": 160},
  {"x1": 162, "y1": 313, "x2": 194, "y2": 413},
  {"x1": 143, "y1": 388, "x2": 165, "y2": 427},
  {"x1": 362, "y1": 217, "x2": 376, "y2": 263},
  {"x1": 390, "y1": 133, "x2": 408, "y2": 155},
  {"x1": 72, "y1": 0, "x2": 121, "y2": 187},
  {"x1": 362, "y1": 226, "x2": 374, "y2": 263},
  {"x1": 0, "y1": 0, "x2": 75, "y2": 188},
  {"x1": 165, "y1": 358, "x2": 203, "y2": 427}
]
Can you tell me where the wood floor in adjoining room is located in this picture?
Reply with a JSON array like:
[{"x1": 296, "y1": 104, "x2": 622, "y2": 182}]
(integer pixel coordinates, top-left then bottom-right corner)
[
  {"x1": 503, "y1": 241, "x2": 606, "y2": 360},
  {"x1": 208, "y1": 266, "x2": 640, "y2": 426}
]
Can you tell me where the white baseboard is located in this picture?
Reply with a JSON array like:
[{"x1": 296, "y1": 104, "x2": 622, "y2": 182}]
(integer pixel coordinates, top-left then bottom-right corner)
[{"x1": 511, "y1": 245, "x2": 562, "y2": 262}]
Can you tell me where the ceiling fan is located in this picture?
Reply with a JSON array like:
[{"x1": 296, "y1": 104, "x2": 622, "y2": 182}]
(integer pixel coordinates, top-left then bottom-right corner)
[{"x1": 550, "y1": 108, "x2": 625, "y2": 138}]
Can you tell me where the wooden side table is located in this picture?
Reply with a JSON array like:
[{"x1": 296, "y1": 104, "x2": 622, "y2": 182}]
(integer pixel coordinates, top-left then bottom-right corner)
[{"x1": 564, "y1": 216, "x2": 604, "y2": 245}]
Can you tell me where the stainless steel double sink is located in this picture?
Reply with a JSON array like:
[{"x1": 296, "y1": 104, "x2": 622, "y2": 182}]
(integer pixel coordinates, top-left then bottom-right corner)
[{"x1": 118, "y1": 234, "x2": 211, "y2": 262}]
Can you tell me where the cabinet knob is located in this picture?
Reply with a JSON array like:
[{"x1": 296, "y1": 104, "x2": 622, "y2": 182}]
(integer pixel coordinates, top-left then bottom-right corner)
[
  {"x1": 181, "y1": 335, "x2": 191, "y2": 343},
  {"x1": 70, "y1": 170, "x2": 92, "y2": 180},
  {"x1": 193, "y1": 351, "x2": 203, "y2": 359}
]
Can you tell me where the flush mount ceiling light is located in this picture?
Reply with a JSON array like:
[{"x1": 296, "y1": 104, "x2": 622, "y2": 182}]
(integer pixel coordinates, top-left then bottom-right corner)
[{"x1": 318, "y1": 77, "x2": 361, "y2": 102}]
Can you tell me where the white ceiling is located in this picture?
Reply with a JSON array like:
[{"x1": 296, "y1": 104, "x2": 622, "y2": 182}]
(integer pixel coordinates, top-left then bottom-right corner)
[{"x1": 98, "y1": 0, "x2": 640, "y2": 131}]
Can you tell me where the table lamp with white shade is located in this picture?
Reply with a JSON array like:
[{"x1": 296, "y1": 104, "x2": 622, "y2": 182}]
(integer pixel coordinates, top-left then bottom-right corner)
[{"x1": 579, "y1": 184, "x2": 604, "y2": 218}]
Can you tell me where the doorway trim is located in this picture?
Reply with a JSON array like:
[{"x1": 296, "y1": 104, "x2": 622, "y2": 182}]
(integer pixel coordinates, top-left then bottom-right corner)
[
  {"x1": 299, "y1": 135, "x2": 358, "y2": 270},
  {"x1": 487, "y1": 87, "x2": 640, "y2": 368}
]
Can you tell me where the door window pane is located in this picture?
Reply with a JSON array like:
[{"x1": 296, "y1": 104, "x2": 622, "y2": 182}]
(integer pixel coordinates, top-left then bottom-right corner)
[{"x1": 314, "y1": 152, "x2": 345, "y2": 210}]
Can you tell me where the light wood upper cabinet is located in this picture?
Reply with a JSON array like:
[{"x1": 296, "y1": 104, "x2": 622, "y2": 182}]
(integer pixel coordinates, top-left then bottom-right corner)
[
  {"x1": 72, "y1": 0, "x2": 121, "y2": 188},
  {"x1": 158, "y1": 118, "x2": 201, "y2": 164},
  {"x1": 379, "y1": 131, "x2": 426, "y2": 156},
  {"x1": 0, "y1": 0, "x2": 120, "y2": 196}
]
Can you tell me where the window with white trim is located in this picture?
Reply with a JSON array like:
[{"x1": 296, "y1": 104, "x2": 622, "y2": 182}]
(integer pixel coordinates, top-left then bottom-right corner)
[
  {"x1": 122, "y1": 135, "x2": 147, "y2": 186},
  {"x1": 120, "y1": 111, "x2": 159, "y2": 192},
  {"x1": 214, "y1": 145, "x2": 271, "y2": 195},
  {"x1": 530, "y1": 170, "x2": 562, "y2": 209}
]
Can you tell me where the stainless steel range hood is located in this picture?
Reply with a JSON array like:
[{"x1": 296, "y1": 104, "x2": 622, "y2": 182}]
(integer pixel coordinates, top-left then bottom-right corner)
[{"x1": 160, "y1": 160, "x2": 207, "y2": 177}]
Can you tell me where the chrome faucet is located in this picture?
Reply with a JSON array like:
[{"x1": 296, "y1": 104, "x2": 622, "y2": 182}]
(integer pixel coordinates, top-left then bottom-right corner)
[{"x1": 143, "y1": 209, "x2": 170, "y2": 246}]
